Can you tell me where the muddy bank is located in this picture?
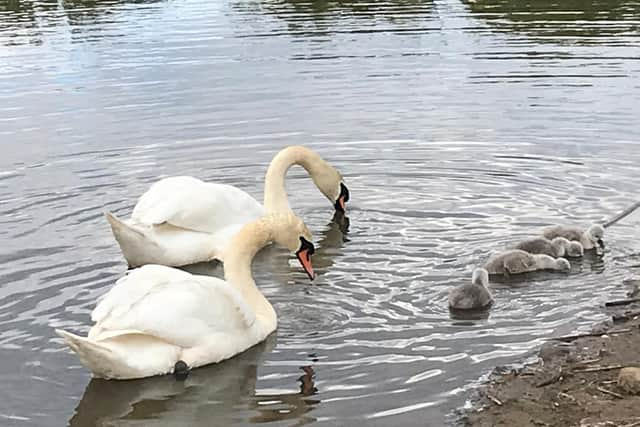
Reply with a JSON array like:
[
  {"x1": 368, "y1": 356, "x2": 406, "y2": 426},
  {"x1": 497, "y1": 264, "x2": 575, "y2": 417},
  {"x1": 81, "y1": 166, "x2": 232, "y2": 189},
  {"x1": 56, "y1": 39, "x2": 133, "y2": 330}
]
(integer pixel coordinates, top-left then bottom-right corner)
[{"x1": 463, "y1": 294, "x2": 640, "y2": 427}]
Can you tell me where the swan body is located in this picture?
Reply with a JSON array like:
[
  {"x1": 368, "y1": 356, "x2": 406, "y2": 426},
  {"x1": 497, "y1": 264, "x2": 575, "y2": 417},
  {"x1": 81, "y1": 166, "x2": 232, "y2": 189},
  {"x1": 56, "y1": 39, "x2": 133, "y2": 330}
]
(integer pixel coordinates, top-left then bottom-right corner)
[
  {"x1": 56, "y1": 213, "x2": 316, "y2": 379},
  {"x1": 514, "y1": 236, "x2": 583, "y2": 258},
  {"x1": 448, "y1": 268, "x2": 493, "y2": 310},
  {"x1": 542, "y1": 224, "x2": 604, "y2": 250},
  {"x1": 483, "y1": 249, "x2": 570, "y2": 276},
  {"x1": 107, "y1": 177, "x2": 264, "y2": 267},
  {"x1": 107, "y1": 146, "x2": 348, "y2": 267}
]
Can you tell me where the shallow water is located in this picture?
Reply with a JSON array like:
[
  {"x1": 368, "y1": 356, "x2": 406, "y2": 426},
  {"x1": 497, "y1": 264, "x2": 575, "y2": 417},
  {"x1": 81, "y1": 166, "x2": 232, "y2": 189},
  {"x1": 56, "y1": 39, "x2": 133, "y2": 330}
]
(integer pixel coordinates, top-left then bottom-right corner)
[{"x1": 1, "y1": 0, "x2": 640, "y2": 425}]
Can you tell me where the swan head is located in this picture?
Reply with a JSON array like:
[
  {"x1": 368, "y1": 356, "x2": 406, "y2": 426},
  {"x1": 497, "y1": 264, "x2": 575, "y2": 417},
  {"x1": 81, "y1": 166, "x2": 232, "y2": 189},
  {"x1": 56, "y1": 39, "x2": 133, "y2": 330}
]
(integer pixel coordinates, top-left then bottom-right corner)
[
  {"x1": 555, "y1": 258, "x2": 571, "y2": 271},
  {"x1": 471, "y1": 268, "x2": 489, "y2": 288},
  {"x1": 587, "y1": 224, "x2": 605, "y2": 249},
  {"x1": 308, "y1": 159, "x2": 349, "y2": 213},
  {"x1": 269, "y1": 213, "x2": 316, "y2": 280}
]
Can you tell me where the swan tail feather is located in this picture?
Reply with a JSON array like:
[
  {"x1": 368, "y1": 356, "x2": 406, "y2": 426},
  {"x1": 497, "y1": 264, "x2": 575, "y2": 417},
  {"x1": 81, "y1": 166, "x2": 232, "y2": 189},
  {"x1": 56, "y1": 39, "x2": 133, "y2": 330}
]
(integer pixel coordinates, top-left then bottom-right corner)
[
  {"x1": 56, "y1": 329, "x2": 119, "y2": 379},
  {"x1": 104, "y1": 212, "x2": 157, "y2": 268}
]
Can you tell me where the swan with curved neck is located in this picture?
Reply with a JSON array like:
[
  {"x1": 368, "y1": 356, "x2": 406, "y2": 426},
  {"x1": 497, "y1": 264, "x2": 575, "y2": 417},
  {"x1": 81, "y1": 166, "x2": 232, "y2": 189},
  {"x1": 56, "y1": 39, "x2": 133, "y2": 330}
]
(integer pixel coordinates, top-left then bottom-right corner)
[
  {"x1": 264, "y1": 146, "x2": 349, "y2": 213},
  {"x1": 55, "y1": 213, "x2": 316, "y2": 380},
  {"x1": 105, "y1": 145, "x2": 348, "y2": 268}
]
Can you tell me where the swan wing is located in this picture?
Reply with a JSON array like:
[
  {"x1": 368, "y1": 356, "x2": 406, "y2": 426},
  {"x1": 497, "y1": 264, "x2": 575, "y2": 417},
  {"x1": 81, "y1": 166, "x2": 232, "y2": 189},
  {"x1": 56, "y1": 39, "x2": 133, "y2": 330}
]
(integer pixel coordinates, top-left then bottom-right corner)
[
  {"x1": 131, "y1": 176, "x2": 264, "y2": 234},
  {"x1": 91, "y1": 265, "x2": 194, "y2": 325},
  {"x1": 92, "y1": 267, "x2": 255, "y2": 348}
]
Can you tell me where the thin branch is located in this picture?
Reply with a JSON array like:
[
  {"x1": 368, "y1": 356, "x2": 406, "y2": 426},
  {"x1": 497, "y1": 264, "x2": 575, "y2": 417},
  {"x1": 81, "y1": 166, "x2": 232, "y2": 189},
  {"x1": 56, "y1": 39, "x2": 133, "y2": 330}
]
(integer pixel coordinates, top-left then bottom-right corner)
[
  {"x1": 604, "y1": 201, "x2": 640, "y2": 228},
  {"x1": 550, "y1": 329, "x2": 631, "y2": 342},
  {"x1": 573, "y1": 365, "x2": 624, "y2": 373},
  {"x1": 605, "y1": 298, "x2": 640, "y2": 307},
  {"x1": 596, "y1": 386, "x2": 624, "y2": 399},
  {"x1": 486, "y1": 393, "x2": 502, "y2": 406},
  {"x1": 536, "y1": 369, "x2": 563, "y2": 387},
  {"x1": 613, "y1": 311, "x2": 640, "y2": 322}
]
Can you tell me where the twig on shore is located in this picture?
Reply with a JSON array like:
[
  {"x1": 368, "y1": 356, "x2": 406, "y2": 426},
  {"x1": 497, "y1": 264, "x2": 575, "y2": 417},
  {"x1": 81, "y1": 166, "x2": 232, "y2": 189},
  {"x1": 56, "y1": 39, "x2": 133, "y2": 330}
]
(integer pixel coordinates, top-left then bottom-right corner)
[
  {"x1": 605, "y1": 298, "x2": 640, "y2": 307},
  {"x1": 557, "y1": 392, "x2": 576, "y2": 402},
  {"x1": 577, "y1": 358, "x2": 601, "y2": 365},
  {"x1": 573, "y1": 365, "x2": 624, "y2": 373},
  {"x1": 612, "y1": 311, "x2": 640, "y2": 323},
  {"x1": 536, "y1": 369, "x2": 563, "y2": 387},
  {"x1": 532, "y1": 419, "x2": 551, "y2": 427},
  {"x1": 485, "y1": 393, "x2": 502, "y2": 406},
  {"x1": 550, "y1": 329, "x2": 631, "y2": 342},
  {"x1": 596, "y1": 386, "x2": 624, "y2": 399}
]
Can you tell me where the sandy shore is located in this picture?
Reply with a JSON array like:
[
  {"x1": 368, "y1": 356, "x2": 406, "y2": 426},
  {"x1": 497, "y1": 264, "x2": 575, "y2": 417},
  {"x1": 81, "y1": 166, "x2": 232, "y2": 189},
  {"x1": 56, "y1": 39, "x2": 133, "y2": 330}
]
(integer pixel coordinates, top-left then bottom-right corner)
[{"x1": 461, "y1": 294, "x2": 640, "y2": 427}]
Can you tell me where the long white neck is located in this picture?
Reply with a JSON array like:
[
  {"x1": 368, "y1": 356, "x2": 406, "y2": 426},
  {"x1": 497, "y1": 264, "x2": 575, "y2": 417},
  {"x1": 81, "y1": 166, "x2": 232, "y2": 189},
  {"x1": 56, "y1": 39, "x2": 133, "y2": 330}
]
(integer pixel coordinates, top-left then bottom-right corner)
[
  {"x1": 263, "y1": 146, "x2": 328, "y2": 213},
  {"x1": 223, "y1": 218, "x2": 276, "y2": 320}
]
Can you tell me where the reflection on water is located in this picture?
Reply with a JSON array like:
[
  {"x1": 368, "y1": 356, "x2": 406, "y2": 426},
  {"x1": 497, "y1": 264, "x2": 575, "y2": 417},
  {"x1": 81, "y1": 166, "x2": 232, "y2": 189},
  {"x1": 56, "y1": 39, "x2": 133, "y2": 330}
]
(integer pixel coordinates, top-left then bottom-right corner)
[
  {"x1": 465, "y1": 0, "x2": 640, "y2": 43},
  {"x1": 1, "y1": 0, "x2": 640, "y2": 425},
  {"x1": 233, "y1": 0, "x2": 435, "y2": 35},
  {"x1": 0, "y1": 0, "x2": 162, "y2": 45},
  {"x1": 70, "y1": 336, "x2": 320, "y2": 426}
]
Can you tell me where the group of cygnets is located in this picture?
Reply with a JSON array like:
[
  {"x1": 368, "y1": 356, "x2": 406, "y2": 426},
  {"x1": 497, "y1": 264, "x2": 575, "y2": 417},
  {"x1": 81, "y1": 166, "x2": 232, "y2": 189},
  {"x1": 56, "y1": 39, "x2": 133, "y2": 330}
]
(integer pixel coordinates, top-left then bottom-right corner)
[{"x1": 448, "y1": 224, "x2": 605, "y2": 311}]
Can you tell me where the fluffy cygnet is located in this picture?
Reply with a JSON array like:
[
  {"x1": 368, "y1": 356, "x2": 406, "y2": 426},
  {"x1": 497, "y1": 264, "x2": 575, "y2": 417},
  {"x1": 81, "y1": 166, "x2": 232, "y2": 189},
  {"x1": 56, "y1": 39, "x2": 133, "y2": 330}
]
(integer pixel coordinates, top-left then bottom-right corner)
[
  {"x1": 542, "y1": 224, "x2": 604, "y2": 250},
  {"x1": 483, "y1": 249, "x2": 571, "y2": 276},
  {"x1": 448, "y1": 268, "x2": 493, "y2": 310},
  {"x1": 514, "y1": 236, "x2": 584, "y2": 258}
]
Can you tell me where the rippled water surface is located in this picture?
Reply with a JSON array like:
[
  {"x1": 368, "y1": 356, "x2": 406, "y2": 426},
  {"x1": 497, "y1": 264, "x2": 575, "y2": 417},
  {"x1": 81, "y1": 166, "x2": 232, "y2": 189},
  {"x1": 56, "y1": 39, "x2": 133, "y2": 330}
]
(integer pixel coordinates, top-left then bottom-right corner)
[{"x1": 2, "y1": 0, "x2": 640, "y2": 425}]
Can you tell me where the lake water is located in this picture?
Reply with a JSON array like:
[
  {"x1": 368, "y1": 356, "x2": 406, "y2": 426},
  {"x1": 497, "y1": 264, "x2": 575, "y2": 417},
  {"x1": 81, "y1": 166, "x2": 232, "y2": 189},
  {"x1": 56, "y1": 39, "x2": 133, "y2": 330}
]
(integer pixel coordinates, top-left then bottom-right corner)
[{"x1": 1, "y1": 0, "x2": 640, "y2": 425}]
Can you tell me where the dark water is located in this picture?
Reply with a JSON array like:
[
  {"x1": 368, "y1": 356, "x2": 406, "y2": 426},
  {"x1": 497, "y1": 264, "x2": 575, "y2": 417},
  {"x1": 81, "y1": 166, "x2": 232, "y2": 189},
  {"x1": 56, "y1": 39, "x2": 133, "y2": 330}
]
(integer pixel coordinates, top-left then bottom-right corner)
[{"x1": 1, "y1": 0, "x2": 640, "y2": 425}]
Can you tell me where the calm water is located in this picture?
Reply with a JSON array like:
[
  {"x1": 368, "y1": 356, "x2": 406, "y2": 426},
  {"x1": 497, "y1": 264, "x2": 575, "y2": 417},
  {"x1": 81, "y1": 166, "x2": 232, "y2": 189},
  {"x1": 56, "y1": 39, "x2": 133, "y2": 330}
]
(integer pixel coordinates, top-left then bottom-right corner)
[{"x1": 1, "y1": 0, "x2": 640, "y2": 425}]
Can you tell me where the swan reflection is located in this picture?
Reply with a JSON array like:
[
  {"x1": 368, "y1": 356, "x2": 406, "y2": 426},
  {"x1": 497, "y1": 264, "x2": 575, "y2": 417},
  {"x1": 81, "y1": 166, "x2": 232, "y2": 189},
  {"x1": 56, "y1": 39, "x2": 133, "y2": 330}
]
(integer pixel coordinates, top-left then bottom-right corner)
[{"x1": 69, "y1": 335, "x2": 320, "y2": 426}]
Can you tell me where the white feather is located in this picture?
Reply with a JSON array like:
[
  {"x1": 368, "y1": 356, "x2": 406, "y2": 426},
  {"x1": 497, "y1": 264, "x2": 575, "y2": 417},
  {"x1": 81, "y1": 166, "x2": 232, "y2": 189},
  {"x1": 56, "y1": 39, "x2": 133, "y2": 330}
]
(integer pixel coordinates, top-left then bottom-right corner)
[
  {"x1": 106, "y1": 176, "x2": 264, "y2": 267},
  {"x1": 57, "y1": 265, "x2": 265, "y2": 379}
]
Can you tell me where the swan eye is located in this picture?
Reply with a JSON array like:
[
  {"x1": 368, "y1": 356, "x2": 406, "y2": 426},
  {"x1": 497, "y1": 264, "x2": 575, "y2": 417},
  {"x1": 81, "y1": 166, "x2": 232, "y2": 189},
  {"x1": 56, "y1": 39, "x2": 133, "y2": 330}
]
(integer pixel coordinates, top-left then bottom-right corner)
[
  {"x1": 297, "y1": 236, "x2": 315, "y2": 256},
  {"x1": 340, "y1": 183, "x2": 350, "y2": 203}
]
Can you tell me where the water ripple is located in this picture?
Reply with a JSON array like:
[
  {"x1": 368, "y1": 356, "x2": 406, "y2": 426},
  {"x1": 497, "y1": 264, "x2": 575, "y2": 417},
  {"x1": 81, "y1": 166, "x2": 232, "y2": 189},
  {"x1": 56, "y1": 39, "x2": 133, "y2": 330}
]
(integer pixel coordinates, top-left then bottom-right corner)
[{"x1": 1, "y1": 0, "x2": 640, "y2": 425}]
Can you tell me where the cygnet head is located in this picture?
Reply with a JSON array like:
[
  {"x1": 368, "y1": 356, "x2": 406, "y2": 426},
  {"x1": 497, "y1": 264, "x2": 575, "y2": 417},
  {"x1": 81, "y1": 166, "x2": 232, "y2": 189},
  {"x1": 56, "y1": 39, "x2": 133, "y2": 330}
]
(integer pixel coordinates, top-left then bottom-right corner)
[
  {"x1": 550, "y1": 237, "x2": 569, "y2": 257},
  {"x1": 566, "y1": 241, "x2": 584, "y2": 257},
  {"x1": 587, "y1": 224, "x2": 605, "y2": 249},
  {"x1": 268, "y1": 213, "x2": 316, "y2": 280},
  {"x1": 471, "y1": 268, "x2": 489, "y2": 287},
  {"x1": 555, "y1": 258, "x2": 571, "y2": 272}
]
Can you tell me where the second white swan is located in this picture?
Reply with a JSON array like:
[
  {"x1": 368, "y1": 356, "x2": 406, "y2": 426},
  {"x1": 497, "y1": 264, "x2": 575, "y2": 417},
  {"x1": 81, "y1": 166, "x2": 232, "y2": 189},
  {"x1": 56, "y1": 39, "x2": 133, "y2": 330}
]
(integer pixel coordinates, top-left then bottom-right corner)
[{"x1": 106, "y1": 146, "x2": 349, "y2": 267}]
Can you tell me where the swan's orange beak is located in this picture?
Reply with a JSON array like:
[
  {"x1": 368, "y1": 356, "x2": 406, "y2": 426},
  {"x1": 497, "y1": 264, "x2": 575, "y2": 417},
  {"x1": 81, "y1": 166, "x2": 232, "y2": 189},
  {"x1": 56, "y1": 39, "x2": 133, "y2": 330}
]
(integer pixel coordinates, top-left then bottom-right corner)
[
  {"x1": 296, "y1": 249, "x2": 315, "y2": 280},
  {"x1": 337, "y1": 195, "x2": 346, "y2": 212}
]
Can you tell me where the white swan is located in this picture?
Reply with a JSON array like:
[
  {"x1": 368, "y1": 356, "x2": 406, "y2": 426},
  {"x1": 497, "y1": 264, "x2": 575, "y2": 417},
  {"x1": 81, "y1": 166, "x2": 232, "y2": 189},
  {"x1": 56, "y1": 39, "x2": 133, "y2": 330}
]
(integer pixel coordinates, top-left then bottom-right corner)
[
  {"x1": 483, "y1": 249, "x2": 570, "y2": 276},
  {"x1": 55, "y1": 212, "x2": 316, "y2": 380},
  {"x1": 448, "y1": 268, "x2": 493, "y2": 310},
  {"x1": 106, "y1": 146, "x2": 349, "y2": 267},
  {"x1": 542, "y1": 224, "x2": 604, "y2": 250}
]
